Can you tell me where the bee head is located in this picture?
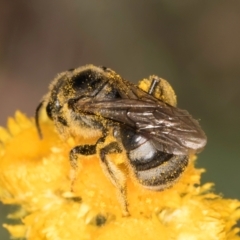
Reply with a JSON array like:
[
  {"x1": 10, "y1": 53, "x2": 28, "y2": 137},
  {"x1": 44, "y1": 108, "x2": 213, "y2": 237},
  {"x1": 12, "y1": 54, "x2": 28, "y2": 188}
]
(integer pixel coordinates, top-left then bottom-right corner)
[{"x1": 35, "y1": 65, "x2": 113, "y2": 138}]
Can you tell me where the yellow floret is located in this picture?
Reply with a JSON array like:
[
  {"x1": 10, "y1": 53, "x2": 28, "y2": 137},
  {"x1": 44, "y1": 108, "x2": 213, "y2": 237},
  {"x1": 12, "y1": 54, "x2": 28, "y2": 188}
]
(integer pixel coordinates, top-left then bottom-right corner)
[{"x1": 0, "y1": 112, "x2": 239, "y2": 239}]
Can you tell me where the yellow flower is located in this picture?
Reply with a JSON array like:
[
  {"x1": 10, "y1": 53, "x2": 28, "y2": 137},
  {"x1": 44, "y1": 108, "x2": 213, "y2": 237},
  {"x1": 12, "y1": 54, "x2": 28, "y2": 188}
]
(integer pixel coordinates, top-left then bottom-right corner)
[{"x1": 0, "y1": 111, "x2": 240, "y2": 240}]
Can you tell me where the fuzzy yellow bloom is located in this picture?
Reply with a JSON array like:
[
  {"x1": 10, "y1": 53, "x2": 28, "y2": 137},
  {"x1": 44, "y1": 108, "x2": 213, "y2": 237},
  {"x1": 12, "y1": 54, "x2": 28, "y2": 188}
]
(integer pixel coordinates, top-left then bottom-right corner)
[{"x1": 0, "y1": 111, "x2": 239, "y2": 240}]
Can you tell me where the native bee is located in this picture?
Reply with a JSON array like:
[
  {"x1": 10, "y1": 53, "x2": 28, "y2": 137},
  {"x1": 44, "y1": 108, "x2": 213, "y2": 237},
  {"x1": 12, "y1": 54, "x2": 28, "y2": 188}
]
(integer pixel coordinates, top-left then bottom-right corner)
[{"x1": 36, "y1": 65, "x2": 207, "y2": 216}]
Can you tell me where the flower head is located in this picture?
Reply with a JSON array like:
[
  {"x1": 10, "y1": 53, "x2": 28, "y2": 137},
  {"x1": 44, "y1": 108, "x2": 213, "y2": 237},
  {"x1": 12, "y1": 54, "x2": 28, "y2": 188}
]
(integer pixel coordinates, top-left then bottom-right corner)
[{"x1": 0, "y1": 111, "x2": 240, "y2": 240}]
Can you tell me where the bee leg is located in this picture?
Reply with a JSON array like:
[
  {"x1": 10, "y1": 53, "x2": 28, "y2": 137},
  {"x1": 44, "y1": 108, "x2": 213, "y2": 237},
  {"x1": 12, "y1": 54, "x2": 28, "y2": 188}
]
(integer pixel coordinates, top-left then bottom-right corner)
[
  {"x1": 69, "y1": 144, "x2": 96, "y2": 190},
  {"x1": 99, "y1": 142, "x2": 129, "y2": 216},
  {"x1": 148, "y1": 77, "x2": 160, "y2": 95},
  {"x1": 69, "y1": 130, "x2": 108, "y2": 189}
]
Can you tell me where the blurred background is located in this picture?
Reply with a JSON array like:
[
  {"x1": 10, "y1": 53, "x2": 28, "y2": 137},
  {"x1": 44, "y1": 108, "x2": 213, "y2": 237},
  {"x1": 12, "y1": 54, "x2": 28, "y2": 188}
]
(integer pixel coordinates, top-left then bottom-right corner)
[{"x1": 0, "y1": 0, "x2": 240, "y2": 238}]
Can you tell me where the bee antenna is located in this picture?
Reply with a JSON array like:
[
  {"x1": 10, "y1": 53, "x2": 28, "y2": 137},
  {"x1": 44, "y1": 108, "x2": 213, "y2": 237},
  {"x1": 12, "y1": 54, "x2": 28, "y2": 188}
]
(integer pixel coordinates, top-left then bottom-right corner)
[
  {"x1": 35, "y1": 101, "x2": 44, "y2": 139},
  {"x1": 148, "y1": 77, "x2": 160, "y2": 95}
]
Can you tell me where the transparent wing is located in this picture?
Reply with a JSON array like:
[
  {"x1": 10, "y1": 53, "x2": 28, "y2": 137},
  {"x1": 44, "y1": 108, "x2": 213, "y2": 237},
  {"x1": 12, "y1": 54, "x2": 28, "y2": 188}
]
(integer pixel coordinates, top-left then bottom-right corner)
[{"x1": 73, "y1": 98, "x2": 207, "y2": 155}]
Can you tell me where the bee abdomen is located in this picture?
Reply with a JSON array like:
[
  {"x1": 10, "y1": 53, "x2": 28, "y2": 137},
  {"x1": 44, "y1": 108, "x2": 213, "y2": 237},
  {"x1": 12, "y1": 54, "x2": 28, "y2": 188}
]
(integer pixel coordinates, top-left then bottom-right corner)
[
  {"x1": 126, "y1": 139, "x2": 188, "y2": 190},
  {"x1": 132, "y1": 154, "x2": 188, "y2": 190}
]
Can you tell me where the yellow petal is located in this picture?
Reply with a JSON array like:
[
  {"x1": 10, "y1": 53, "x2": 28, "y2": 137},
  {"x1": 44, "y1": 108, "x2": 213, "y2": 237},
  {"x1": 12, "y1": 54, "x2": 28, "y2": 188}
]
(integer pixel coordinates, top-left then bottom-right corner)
[{"x1": 0, "y1": 112, "x2": 239, "y2": 239}]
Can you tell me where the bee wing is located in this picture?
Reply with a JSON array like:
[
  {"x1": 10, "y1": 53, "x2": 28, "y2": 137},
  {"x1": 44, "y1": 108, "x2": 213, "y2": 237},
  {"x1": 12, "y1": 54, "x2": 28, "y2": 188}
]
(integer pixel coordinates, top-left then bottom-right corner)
[{"x1": 74, "y1": 99, "x2": 207, "y2": 155}]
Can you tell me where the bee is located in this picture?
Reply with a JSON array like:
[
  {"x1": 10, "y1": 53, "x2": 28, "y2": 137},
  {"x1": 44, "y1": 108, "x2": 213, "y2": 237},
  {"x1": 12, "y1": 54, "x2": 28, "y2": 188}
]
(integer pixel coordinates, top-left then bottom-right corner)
[{"x1": 35, "y1": 65, "x2": 207, "y2": 216}]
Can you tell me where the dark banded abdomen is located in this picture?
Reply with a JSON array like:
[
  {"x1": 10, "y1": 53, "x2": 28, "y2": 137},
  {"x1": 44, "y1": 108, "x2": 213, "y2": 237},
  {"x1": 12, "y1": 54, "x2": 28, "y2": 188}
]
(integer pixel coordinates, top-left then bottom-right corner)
[{"x1": 121, "y1": 128, "x2": 189, "y2": 190}]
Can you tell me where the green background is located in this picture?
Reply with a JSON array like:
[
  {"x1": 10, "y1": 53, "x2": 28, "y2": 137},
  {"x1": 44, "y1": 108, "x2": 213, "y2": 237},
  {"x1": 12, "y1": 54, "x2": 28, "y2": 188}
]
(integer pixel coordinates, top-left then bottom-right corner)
[{"x1": 0, "y1": 1, "x2": 240, "y2": 239}]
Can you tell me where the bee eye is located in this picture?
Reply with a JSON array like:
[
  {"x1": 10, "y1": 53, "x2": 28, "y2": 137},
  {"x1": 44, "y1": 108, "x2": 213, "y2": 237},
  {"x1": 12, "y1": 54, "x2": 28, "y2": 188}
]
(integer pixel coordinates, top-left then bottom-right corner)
[
  {"x1": 46, "y1": 102, "x2": 53, "y2": 119},
  {"x1": 46, "y1": 99, "x2": 62, "y2": 120}
]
